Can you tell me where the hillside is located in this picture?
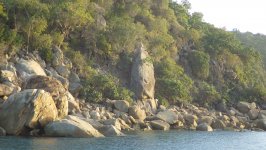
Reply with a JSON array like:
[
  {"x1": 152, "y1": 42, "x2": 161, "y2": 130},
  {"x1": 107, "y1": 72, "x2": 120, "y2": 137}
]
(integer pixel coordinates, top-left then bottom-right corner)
[
  {"x1": 1, "y1": 0, "x2": 266, "y2": 108},
  {"x1": 233, "y1": 31, "x2": 266, "y2": 68}
]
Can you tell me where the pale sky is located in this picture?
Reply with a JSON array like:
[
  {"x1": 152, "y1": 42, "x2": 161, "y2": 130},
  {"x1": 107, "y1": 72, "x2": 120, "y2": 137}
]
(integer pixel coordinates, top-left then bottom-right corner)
[{"x1": 176, "y1": 0, "x2": 266, "y2": 34}]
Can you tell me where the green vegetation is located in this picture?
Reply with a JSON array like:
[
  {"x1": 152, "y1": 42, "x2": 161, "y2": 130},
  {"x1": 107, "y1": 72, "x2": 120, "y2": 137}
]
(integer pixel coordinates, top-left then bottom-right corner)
[{"x1": 1, "y1": 0, "x2": 266, "y2": 107}]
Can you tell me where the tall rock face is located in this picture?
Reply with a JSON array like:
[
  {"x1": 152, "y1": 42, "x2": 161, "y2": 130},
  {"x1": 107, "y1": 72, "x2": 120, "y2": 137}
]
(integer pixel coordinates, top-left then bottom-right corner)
[{"x1": 131, "y1": 43, "x2": 155, "y2": 100}]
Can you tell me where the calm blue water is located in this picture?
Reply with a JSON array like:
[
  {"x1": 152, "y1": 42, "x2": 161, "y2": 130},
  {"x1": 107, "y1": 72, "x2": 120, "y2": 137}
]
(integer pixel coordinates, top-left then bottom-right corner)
[{"x1": 0, "y1": 131, "x2": 265, "y2": 150}]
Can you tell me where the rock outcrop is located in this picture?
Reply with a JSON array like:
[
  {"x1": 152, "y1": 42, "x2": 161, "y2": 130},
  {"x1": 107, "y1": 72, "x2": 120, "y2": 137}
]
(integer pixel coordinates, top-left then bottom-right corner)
[
  {"x1": 0, "y1": 89, "x2": 58, "y2": 135},
  {"x1": 131, "y1": 43, "x2": 155, "y2": 100},
  {"x1": 23, "y1": 75, "x2": 68, "y2": 119},
  {"x1": 44, "y1": 115, "x2": 104, "y2": 138}
]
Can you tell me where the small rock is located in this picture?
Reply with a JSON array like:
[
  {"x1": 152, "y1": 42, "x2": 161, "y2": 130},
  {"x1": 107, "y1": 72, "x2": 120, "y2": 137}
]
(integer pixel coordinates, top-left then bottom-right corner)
[
  {"x1": 211, "y1": 119, "x2": 226, "y2": 129},
  {"x1": 101, "y1": 119, "x2": 121, "y2": 131},
  {"x1": 196, "y1": 123, "x2": 213, "y2": 131},
  {"x1": 0, "y1": 84, "x2": 13, "y2": 96},
  {"x1": 90, "y1": 111, "x2": 101, "y2": 120},
  {"x1": 184, "y1": 114, "x2": 198, "y2": 126},
  {"x1": 198, "y1": 116, "x2": 213, "y2": 125}
]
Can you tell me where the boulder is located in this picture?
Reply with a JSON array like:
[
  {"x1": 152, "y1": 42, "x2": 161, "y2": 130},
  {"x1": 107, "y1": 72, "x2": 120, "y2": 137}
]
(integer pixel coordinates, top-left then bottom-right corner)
[
  {"x1": 0, "y1": 89, "x2": 58, "y2": 135},
  {"x1": 55, "y1": 65, "x2": 70, "y2": 78},
  {"x1": 130, "y1": 43, "x2": 155, "y2": 99},
  {"x1": 44, "y1": 115, "x2": 104, "y2": 138},
  {"x1": 258, "y1": 110, "x2": 266, "y2": 119},
  {"x1": 150, "y1": 120, "x2": 170, "y2": 130},
  {"x1": 198, "y1": 116, "x2": 213, "y2": 125},
  {"x1": 98, "y1": 125, "x2": 125, "y2": 136},
  {"x1": 52, "y1": 46, "x2": 72, "y2": 78},
  {"x1": 248, "y1": 109, "x2": 259, "y2": 120},
  {"x1": 184, "y1": 114, "x2": 198, "y2": 126},
  {"x1": 90, "y1": 111, "x2": 101, "y2": 120},
  {"x1": 68, "y1": 72, "x2": 82, "y2": 96},
  {"x1": 140, "y1": 99, "x2": 158, "y2": 115},
  {"x1": 114, "y1": 100, "x2": 130, "y2": 113},
  {"x1": 256, "y1": 119, "x2": 266, "y2": 130},
  {"x1": 0, "y1": 84, "x2": 13, "y2": 96},
  {"x1": 196, "y1": 123, "x2": 213, "y2": 131},
  {"x1": 52, "y1": 46, "x2": 72, "y2": 68},
  {"x1": 23, "y1": 75, "x2": 68, "y2": 119},
  {"x1": 101, "y1": 119, "x2": 121, "y2": 131},
  {"x1": 15, "y1": 59, "x2": 46, "y2": 79},
  {"x1": 236, "y1": 101, "x2": 256, "y2": 114},
  {"x1": 0, "y1": 127, "x2": 6, "y2": 136},
  {"x1": 156, "y1": 109, "x2": 179, "y2": 125},
  {"x1": 128, "y1": 105, "x2": 146, "y2": 121},
  {"x1": 0, "y1": 70, "x2": 17, "y2": 83},
  {"x1": 66, "y1": 92, "x2": 80, "y2": 113},
  {"x1": 211, "y1": 119, "x2": 226, "y2": 129}
]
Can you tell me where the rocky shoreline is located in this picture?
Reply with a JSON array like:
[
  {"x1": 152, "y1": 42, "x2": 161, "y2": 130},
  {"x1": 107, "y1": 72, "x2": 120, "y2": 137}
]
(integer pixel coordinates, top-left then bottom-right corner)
[{"x1": 0, "y1": 47, "x2": 266, "y2": 138}]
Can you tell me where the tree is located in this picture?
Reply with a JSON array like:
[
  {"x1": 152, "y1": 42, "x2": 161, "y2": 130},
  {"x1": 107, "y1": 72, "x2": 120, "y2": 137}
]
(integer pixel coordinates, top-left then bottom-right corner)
[{"x1": 188, "y1": 51, "x2": 210, "y2": 80}]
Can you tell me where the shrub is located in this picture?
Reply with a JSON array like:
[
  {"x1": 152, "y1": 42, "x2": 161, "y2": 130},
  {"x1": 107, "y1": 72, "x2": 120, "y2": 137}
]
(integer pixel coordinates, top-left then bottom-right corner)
[
  {"x1": 155, "y1": 58, "x2": 193, "y2": 104},
  {"x1": 188, "y1": 51, "x2": 210, "y2": 80},
  {"x1": 195, "y1": 81, "x2": 221, "y2": 107},
  {"x1": 80, "y1": 73, "x2": 133, "y2": 103}
]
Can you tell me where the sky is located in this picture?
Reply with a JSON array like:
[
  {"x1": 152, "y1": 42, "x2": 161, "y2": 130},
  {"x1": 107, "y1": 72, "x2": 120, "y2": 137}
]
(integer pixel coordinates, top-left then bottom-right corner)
[{"x1": 176, "y1": 0, "x2": 266, "y2": 34}]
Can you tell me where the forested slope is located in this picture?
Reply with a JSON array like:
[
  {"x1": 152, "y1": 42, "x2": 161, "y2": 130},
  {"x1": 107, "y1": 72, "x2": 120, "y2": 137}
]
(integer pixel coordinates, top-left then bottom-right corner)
[{"x1": 1, "y1": 0, "x2": 266, "y2": 107}]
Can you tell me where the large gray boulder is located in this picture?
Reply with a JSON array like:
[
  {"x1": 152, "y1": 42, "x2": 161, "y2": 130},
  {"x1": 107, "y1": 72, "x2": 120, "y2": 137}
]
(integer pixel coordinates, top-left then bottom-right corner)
[
  {"x1": 248, "y1": 109, "x2": 259, "y2": 120},
  {"x1": 98, "y1": 125, "x2": 125, "y2": 137},
  {"x1": 258, "y1": 110, "x2": 266, "y2": 119},
  {"x1": 150, "y1": 120, "x2": 170, "y2": 130},
  {"x1": 156, "y1": 109, "x2": 179, "y2": 125},
  {"x1": 15, "y1": 59, "x2": 46, "y2": 79},
  {"x1": 0, "y1": 89, "x2": 58, "y2": 135},
  {"x1": 131, "y1": 43, "x2": 155, "y2": 99},
  {"x1": 256, "y1": 119, "x2": 266, "y2": 130},
  {"x1": 68, "y1": 72, "x2": 82, "y2": 97},
  {"x1": 236, "y1": 101, "x2": 256, "y2": 114},
  {"x1": 128, "y1": 105, "x2": 146, "y2": 121},
  {"x1": 52, "y1": 46, "x2": 72, "y2": 78},
  {"x1": 23, "y1": 75, "x2": 68, "y2": 119},
  {"x1": 114, "y1": 100, "x2": 130, "y2": 113},
  {"x1": 44, "y1": 115, "x2": 104, "y2": 138},
  {"x1": 66, "y1": 91, "x2": 80, "y2": 113}
]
